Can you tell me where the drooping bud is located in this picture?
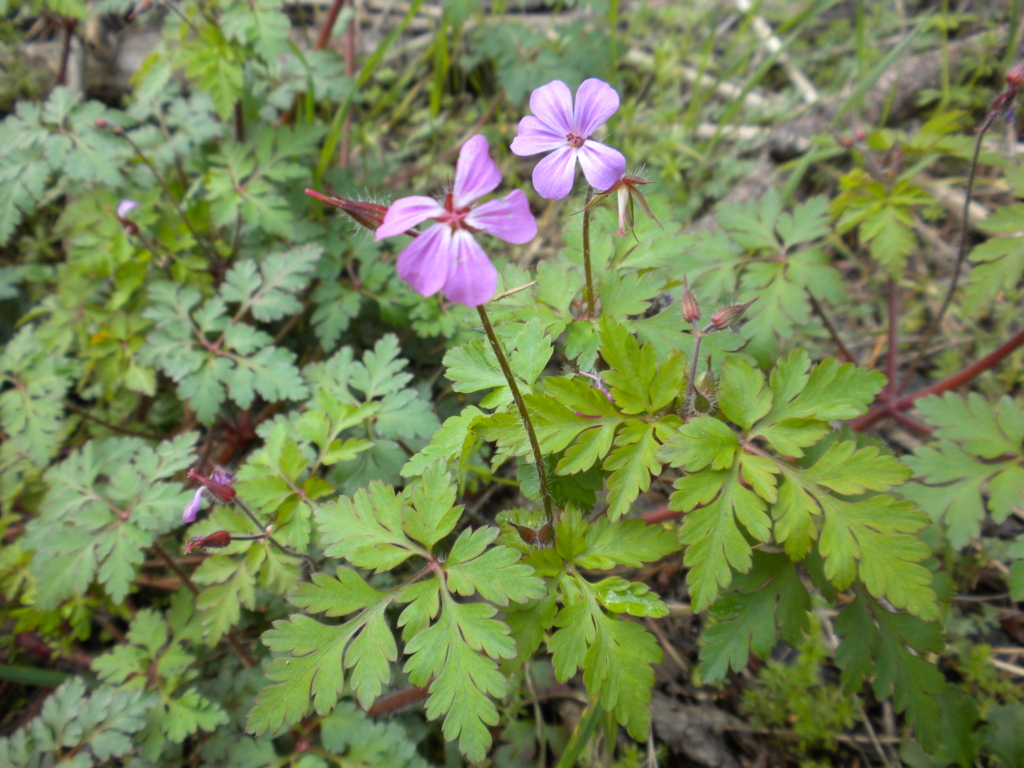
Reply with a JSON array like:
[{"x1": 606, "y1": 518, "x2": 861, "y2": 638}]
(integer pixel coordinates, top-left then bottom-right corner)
[
  {"x1": 187, "y1": 468, "x2": 236, "y2": 502},
  {"x1": 305, "y1": 189, "x2": 390, "y2": 232},
  {"x1": 598, "y1": 171, "x2": 660, "y2": 236},
  {"x1": 710, "y1": 298, "x2": 758, "y2": 330},
  {"x1": 182, "y1": 487, "x2": 206, "y2": 523},
  {"x1": 681, "y1": 279, "x2": 701, "y2": 324},
  {"x1": 184, "y1": 530, "x2": 232, "y2": 554}
]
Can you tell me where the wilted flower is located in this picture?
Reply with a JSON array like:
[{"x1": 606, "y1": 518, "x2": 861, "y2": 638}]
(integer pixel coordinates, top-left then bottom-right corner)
[
  {"x1": 304, "y1": 189, "x2": 389, "y2": 232},
  {"x1": 182, "y1": 488, "x2": 206, "y2": 523},
  {"x1": 117, "y1": 200, "x2": 139, "y2": 235},
  {"x1": 510, "y1": 78, "x2": 626, "y2": 200},
  {"x1": 375, "y1": 134, "x2": 537, "y2": 307}
]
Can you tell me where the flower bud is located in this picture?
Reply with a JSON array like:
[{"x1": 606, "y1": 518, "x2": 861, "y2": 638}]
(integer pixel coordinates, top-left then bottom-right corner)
[
  {"x1": 710, "y1": 298, "x2": 758, "y2": 330},
  {"x1": 1007, "y1": 60, "x2": 1024, "y2": 88},
  {"x1": 184, "y1": 530, "x2": 232, "y2": 554},
  {"x1": 305, "y1": 189, "x2": 389, "y2": 232},
  {"x1": 681, "y1": 280, "x2": 701, "y2": 323},
  {"x1": 187, "y1": 468, "x2": 236, "y2": 502}
]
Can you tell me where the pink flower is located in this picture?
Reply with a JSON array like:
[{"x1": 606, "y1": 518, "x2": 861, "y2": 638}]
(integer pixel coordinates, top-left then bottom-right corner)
[
  {"x1": 375, "y1": 135, "x2": 537, "y2": 307},
  {"x1": 182, "y1": 488, "x2": 205, "y2": 523},
  {"x1": 510, "y1": 79, "x2": 627, "y2": 200}
]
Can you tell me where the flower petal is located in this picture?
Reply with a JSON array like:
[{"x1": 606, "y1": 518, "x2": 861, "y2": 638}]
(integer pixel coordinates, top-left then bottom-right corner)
[
  {"x1": 183, "y1": 488, "x2": 205, "y2": 523},
  {"x1": 577, "y1": 141, "x2": 626, "y2": 193},
  {"x1": 573, "y1": 78, "x2": 620, "y2": 138},
  {"x1": 444, "y1": 230, "x2": 498, "y2": 307},
  {"x1": 465, "y1": 190, "x2": 537, "y2": 244},
  {"x1": 117, "y1": 200, "x2": 139, "y2": 218},
  {"x1": 510, "y1": 116, "x2": 567, "y2": 156},
  {"x1": 375, "y1": 196, "x2": 444, "y2": 239},
  {"x1": 452, "y1": 134, "x2": 502, "y2": 209},
  {"x1": 532, "y1": 145, "x2": 578, "y2": 200},
  {"x1": 530, "y1": 80, "x2": 574, "y2": 134},
  {"x1": 396, "y1": 223, "x2": 452, "y2": 298}
]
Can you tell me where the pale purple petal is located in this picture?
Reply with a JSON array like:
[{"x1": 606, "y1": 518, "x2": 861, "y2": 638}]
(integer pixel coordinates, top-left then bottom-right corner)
[
  {"x1": 117, "y1": 200, "x2": 139, "y2": 218},
  {"x1": 577, "y1": 141, "x2": 627, "y2": 193},
  {"x1": 573, "y1": 79, "x2": 620, "y2": 138},
  {"x1": 452, "y1": 135, "x2": 501, "y2": 209},
  {"x1": 532, "y1": 145, "x2": 579, "y2": 200},
  {"x1": 510, "y1": 116, "x2": 567, "y2": 157},
  {"x1": 183, "y1": 488, "x2": 205, "y2": 523},
  {"x1": 376, "y1": 196, "x2": 445, "y2": 239},
  {"x1": 465, "y1": 190, "x2": 537, "y2": 244},
  {"x1": 444, "y1": 230, "x2": 497, "y2": 307},
  {"x1": 396, "y1": 223, "x2": 452, "y2": 298},
  {"x1": 530, "y1": 80, "x2": 574, "y2": 134}
]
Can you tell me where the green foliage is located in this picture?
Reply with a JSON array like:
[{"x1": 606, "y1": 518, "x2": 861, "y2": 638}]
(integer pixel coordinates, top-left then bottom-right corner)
[
  {"x1": 0, "y1": 678, "x2": 156, "y2": 768},
  {"x1": 22, "y1": 434, "x2": 197, "y2": 608},
  {"x1": 903, "y1": 393, "x2": 1024, "y2": 548},
  {"x1": 741, "y1": 618, "x2": 859, "y2": 750}
]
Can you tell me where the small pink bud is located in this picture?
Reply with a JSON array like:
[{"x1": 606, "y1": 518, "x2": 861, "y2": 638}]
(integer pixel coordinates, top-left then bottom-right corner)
[
  {"x1": 710, "y1": 298, "x2": 758, "y2": 330},
  {"x1": 184, "y1": 530, "x2": 232, "y2": 554},
  {"x1": 1007, "y1": 61, "x2": 1024, "y2": 88},
  {"x1": 305, "y1": 189, "x2": 390, "y2": 232},
  {"x1": 681, "y1": 280, "x2": 701, "y2": 323}
]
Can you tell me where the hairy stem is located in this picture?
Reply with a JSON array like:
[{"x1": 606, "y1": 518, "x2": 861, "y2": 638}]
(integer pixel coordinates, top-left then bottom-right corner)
[
  {"x1": 850, "y1": 326, "x2": 1024, "y2": 431},
  {"x1": 477, "y1": 305, "x2": 554, "y2": 523},
  {"x1": 232, "y1": 497, "x2": 308, "y2": 562},
  {"x1": 684, "y1": 331, "x2": 705, "y2": 412},
  {"x1": 151, "y1": 543, "x2": 255, "y2": 668},
  {"x1": 898, "y1": 114, "x2": 994, "y2": 393},
  {"x1": 582, "y1": 187, "x2": 596, "y2": 318},
  {"x1": 367, "y1": 686, "x2": 429, "y2": 717}
]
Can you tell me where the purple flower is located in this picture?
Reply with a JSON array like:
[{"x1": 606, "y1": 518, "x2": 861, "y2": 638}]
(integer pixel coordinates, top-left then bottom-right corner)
[
  {"x1": 375, "y1": 135, "x2": 537, "y2": 307},
  {"x1": 183, "y1": 488, "x2": 206, "y2": 523},
  {"x1": 117, "y1": 200, "x2": 139, "y2": 219},
  {"x1": 510, "y1": 79, "x2": 627, "y2": 200}
]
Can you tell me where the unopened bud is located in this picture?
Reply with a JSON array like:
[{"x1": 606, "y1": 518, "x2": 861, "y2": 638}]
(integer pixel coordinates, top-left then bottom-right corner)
[
  {"x1": 305, "y1": 189, "x2": 390, "y2": 232},
  {"x1": 1007, "y1": 60, "x2": 1024, "y2": 88},
  {"x1": 187, "y1": 468, "x2": 236, "y2": 502},
  {"x1": 681, "y1": 280, "x2": 701, "y2": 323},
  {"x1": 184, "y1": 530, "x2": 232, "y2": 554},
  {"x1": 710, "y1": 298, "x2": 758, "y2": 330}
]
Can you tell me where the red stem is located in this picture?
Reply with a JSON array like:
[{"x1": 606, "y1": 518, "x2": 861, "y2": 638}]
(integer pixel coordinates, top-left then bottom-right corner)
[
  {"x1": 885, "y1": 278, "x2": 898, "y2": 397},
  {"x1": 339, "y1": 7, "x2": 356, "y2": 168},
  {"x1": 367, "y1": 686, "x2": 429, "y2": 717},
  {"x1": 314, "y1": 0, "x2": 347, "y2": 50},
  {"x1": 850, "y1": 327, "x2": 1024, "y2": 431}
]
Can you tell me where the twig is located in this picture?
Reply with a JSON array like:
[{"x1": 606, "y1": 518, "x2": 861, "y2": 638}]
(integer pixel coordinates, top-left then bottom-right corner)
[
  {"x1": 477, "y1": 305, "x2": 554, "y2": 525},
  {"x1": 807, "y1": 291, "x2": 855, "y2": 363},
  {"x1": 314, "y1": 0, "x2": 348, "y2": 50},
  {"x1": 56, "y1": 20, "x2": 76, "y2": 86},
  {"x1": 859, "y1": 705, "x2": 892, "y2": 768},
  {"x1": 150, "y1": 543, "x2": 256, "y2": 668},
  {"x1": 367, "y1": 685, "x2": 429, "y2": 717},
  {"x1": 64, "y1": 401, "x2": 161, "y2": 439},
  {"x1": 899, "y1": 115, "x2": 994, "y2": 393}
]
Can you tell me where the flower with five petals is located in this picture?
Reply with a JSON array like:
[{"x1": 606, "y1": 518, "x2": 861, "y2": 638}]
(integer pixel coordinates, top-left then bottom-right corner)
[
  {"x1": 510, "y1": 78, "x2": 626, "y2": 200},
  {"x1": 375, "y1": 135, "x2": 537, "y2": 307}
]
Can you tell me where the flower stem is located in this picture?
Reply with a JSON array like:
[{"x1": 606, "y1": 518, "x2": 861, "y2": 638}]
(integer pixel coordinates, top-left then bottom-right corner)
[
  {"x1": 151, "y1": 543, "x2": 255, "y2": 668},
  {"x1": 477, "y1": 305, "x2": 554, "y2": 524},
  {"x1": 582, "y1": 187, "x2": 597, "y2": 318},
  {"x1": 684, "y1": 331, "x2": 704, "y2": 411}
]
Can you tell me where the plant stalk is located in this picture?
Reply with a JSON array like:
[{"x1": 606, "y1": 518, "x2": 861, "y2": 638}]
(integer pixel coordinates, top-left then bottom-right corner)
[
  {"x1": 151, "y1": 543, "x2": 256, "y2": 668},
  {"x1": 850, "y1": 326, "x2": 1024, "y2": 431},
  {"x1": 582, "y1": 187, "x2": 596, "y2": 318},
  {"x1": 898, "y1": 114, "x2": 993, "y2": 393},
  {"x1": 477, "y1": 305, "x2": 554, "y2": 523}
]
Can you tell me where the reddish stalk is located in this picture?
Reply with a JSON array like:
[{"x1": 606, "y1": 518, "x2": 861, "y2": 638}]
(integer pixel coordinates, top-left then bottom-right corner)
[
  {"x1": 339, "y1": 5, "x2": 356, "y2": 168},
  {"x1": 884, "y1": 278, "x2": 899, "y2": 397},
  {"x1": 314, "y1": 0, "x2": 348, "y2": 50},
  {"x1": 151, "y1": 543, "x2": 256, "y2": 668},
  {"x1": 850, "y1": 327, "x2": 1024, "y2": 431},
  {"x1": 55, "y1": 20, "x2": 76, "y2": 86},
  {"x1": 807, "y1": 291, "x2": 855, "y2": 364},
  {"x1": 367, "y1": 686, "x2": 430, "y2": 717}
]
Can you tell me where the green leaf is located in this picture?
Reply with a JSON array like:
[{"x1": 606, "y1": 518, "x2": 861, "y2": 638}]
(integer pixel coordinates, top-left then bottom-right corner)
[
  {"x1": 717, "y1": 357, "x2": 772, "y2": 431},
  {"x1": 404, "y1": 592, "x2": 515, "y2": 763},
  {"x1": 444, "y1": 527, "x2": 546, "y2": 606},
  {"x1": 604, "y1": 419, "x2": 662, "y2": 521},
  {"x1": 699, "y1": 552, "x2": 811, "y2": 682},
  {"x1": 575, "y1": 517, "x2": 680, "y2": 569},
  {"x1": 658, "y1": 415, "x2": 739, "y2": 471},
  {"x1": 591, "y1": 577, "x2": 668, "y2": 617}
]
